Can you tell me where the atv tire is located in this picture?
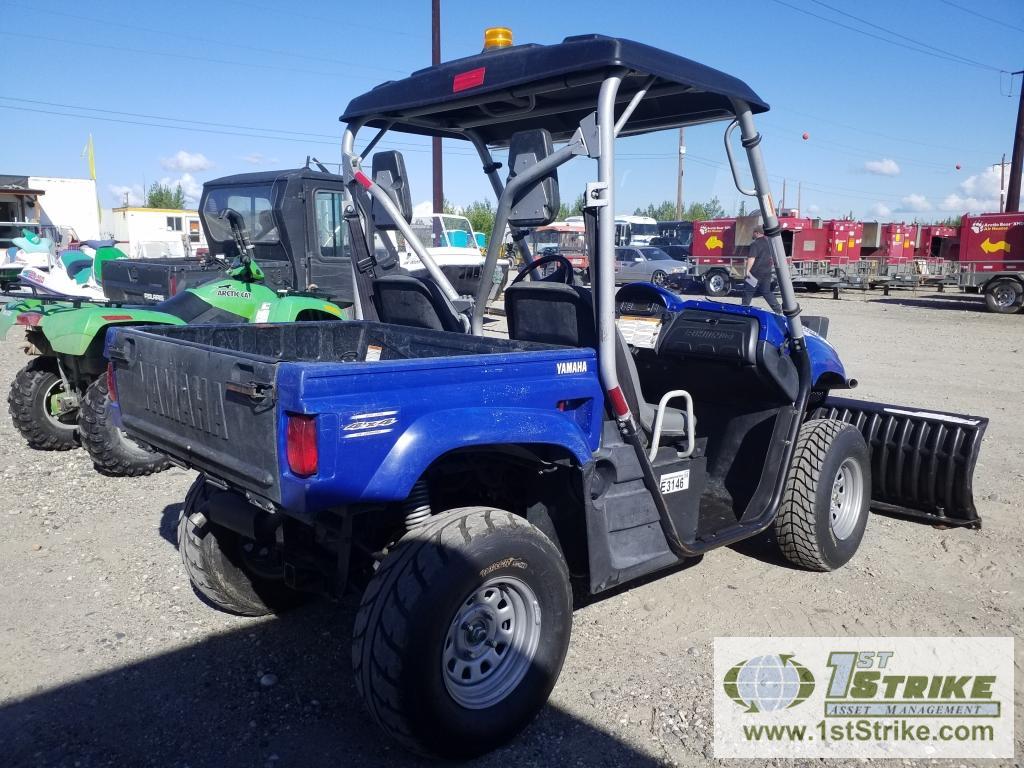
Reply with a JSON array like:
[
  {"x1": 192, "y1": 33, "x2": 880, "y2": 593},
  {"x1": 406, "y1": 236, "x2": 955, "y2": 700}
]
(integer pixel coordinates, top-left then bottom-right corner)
[
  {"x1": 79, "y1": 375, "x2": 170, "y2": 477},
  {"x1": 178, "y1": 476, "x2": 305, "y2": 617},
  {"x1": 8, "y1": 359, "x2": 78, "y2": 450},
  {"x1": 775, "y1": 419, "x2": 871, "y2": 571},
  {"x1": 352, "y1": 507, "x2": 572, "y2": 759}
]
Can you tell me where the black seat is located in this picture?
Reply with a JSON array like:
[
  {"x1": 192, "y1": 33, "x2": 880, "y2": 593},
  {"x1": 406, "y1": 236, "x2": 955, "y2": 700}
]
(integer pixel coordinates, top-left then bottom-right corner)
[
  {"x1": 504, "y1": 282, "x2": 597, "y2": 347},
  {"x1": 504, "y1": 281, "x2": 686, "y2": 440},
  {"x1": 372, "y1": 274, "x2": 468, "y2": 333}
]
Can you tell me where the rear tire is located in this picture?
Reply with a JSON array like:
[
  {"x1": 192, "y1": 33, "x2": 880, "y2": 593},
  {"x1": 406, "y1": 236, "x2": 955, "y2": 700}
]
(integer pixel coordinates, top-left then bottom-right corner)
[
  {"x1": 984, "y1": 279, "x2": 1023, "y2": 314},
  {"x1": 178, "y1": 476, "x2": 305, "y2": 617},
  {"x1": 775, "y1": 419, "x2": 870, "y2": 571},
  {"x1": 352, "y1": 507, "x2": 572, "y2": 759},
  {"x1": 704, "y1": 270, "x2": 730, "y2": 297},
  {"x1": 79, "y1": 375, "x2": 170, "y2": 476},
  {"x1": 7, "y1": 359, "x2": 78, "y2": 450}
]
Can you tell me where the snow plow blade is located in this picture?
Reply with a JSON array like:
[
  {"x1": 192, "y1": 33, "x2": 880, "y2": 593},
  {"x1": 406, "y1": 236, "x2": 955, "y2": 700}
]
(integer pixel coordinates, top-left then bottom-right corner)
[{"x1": 810, "y1": 397, "x2": 988, "y2": 528}]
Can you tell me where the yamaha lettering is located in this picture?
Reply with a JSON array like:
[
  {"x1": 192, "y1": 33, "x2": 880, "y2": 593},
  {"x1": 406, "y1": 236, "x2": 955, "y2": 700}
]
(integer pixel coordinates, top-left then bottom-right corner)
[
  {"x1": 140, "y1": 362, "x2": 229, "y2": 439},
  {"x1": 556, "y1": 360, "x2": 588, "y2": 375}
]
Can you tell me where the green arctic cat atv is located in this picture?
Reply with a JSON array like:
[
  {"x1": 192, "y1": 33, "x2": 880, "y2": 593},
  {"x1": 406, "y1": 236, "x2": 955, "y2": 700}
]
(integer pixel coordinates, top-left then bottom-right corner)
[{"x1": 1, "y1": 210, "x2": 350, "y2": 476}]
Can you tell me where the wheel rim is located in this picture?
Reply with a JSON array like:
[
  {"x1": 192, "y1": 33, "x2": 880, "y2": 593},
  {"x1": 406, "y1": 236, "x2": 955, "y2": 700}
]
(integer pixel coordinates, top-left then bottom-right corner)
[
  {"x1": 652, "y1": 271, "x2": 666, "y2": 286},
  {"x1": 829, "y1": 457, "x2": 864, "y2": 540},
  {"x1": 442, "y1": 575, "x2": 541, "y2": 710},
  {"x1": 43, "y1": 379, "x2": 75, "y2": 429},
  {"x1": 708, "y1": 274, "x2": 724, "y2": 293},
  {"x1": 992, "y1": 284, "x2": 1017, "y2": 308}
]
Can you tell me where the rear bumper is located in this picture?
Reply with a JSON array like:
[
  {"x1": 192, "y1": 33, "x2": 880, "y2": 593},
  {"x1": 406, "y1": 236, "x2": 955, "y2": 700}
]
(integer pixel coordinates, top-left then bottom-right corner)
[{"x1": 812, "y1": 396, "x2": 988, "y2": 527}]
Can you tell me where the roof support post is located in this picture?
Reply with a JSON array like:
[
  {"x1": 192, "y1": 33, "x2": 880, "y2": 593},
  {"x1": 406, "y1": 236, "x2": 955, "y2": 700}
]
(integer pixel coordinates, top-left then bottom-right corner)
[
  {"x1": 732, "y1": 100, "x2": 804, "y2": 342},
  {"x1": 595, "y1": 73, "x2": 631, "y2": 421}
]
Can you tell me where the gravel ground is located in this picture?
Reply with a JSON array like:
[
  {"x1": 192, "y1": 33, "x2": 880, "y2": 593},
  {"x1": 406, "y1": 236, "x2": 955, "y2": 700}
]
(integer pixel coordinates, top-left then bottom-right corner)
[{"x1": 0, "y1": 289, "x2": 1020, "y2": 768}]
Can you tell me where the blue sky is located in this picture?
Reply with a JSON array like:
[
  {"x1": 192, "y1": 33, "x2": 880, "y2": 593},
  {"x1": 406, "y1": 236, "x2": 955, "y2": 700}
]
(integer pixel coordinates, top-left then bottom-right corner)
[{"x1": 1, "y1": 0, "x2": 1021, "y2": 222}]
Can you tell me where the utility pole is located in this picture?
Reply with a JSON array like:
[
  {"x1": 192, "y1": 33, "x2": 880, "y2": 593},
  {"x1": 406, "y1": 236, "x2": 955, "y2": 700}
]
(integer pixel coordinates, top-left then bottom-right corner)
[
  {"x1": 781, "y1": 178, "x2": 787, "y2": 211},
  {"x1": 431, "y1": 0, "x2": 443, "y2": 214},
  {"x1": 675, "y1": 128, "x2": 685, "y2": 220},
  {"x1": 992, "y1": 154, "x2": 1010, "y2": 212},
  {"x1": 1006, "y1": 69, "x2": 1024, "y2": 212}
]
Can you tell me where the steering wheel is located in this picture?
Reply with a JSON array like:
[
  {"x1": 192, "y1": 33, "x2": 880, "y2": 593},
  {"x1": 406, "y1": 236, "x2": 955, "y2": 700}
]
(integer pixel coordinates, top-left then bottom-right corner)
[{"x1": 511, "y1": 253, "x2": 575, "y2": 286}]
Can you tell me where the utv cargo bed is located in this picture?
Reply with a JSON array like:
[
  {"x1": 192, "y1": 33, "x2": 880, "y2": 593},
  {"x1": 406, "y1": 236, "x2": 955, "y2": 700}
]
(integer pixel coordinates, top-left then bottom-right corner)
[
  {"x1": 102, "y1": 257, "x2": 229, "y2": 303},
  {"x1": 107, "y1": 321, "x2": 603, "y2": 514}
]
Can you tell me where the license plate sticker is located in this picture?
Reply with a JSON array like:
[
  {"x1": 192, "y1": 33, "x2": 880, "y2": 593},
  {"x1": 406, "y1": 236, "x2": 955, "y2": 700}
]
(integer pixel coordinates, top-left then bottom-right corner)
[{"x1": 617, "y1": 315, "x2": 662, "y2": 349}]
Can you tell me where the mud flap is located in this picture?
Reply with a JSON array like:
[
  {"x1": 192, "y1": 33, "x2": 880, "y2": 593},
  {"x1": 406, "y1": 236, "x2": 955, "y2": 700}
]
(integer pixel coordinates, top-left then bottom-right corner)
[{"x1": 811, "y1": 396, "x2": 987, "y2": 528}]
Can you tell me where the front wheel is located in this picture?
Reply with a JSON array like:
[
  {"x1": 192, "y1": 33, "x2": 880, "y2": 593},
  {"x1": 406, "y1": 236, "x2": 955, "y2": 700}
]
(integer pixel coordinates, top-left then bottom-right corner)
[
  {"x1": 7, "y1": 359, "x2": 78, "y2": 450},
  {"x1": 775, "y1": 419, "x2": 871, "y2": 571},
  {"x1": 984, "y1": 279, "x2": 1023, "y2": 314},
  {"x1": 650, "y1": 269, "x2": 667, "y2": 286},
  {"x1": 78, "y1": 375, "x2": 170, "y2": 476},
  {"x1": 352, "y1": 507, "x2": 572, "y2": 759},
  {"x1": 704, "y1": 270, "x2": 731, "y2": 297}
]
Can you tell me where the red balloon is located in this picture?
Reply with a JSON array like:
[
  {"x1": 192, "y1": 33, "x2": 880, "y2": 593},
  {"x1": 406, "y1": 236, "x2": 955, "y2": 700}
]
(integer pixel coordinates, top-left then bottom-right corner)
[{"x1": 802, "y1": 132, "x2": 809, "y2": 140}]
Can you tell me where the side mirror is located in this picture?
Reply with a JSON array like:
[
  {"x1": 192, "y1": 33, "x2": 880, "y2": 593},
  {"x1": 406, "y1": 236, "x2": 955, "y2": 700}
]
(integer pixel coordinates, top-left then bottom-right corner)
[
  {"x1": 370, "y1": 150, "x2": 412, "y2": 229},
  {"x1": 506, "y1": 129, "x2": 560, "y2": 228}
]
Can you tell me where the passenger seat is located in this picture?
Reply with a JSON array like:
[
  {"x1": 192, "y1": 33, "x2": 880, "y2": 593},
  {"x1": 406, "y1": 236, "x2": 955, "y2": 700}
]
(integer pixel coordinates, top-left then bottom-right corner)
[{"x1": 505, "y1": 281, "x2": 687, "y2": 443}]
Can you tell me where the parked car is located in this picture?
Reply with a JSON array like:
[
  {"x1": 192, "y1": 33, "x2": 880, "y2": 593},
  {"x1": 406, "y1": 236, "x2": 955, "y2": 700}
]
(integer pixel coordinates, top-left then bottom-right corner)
[{"x1": 614, "y1": 246, "x2": 689, "y2": 286}]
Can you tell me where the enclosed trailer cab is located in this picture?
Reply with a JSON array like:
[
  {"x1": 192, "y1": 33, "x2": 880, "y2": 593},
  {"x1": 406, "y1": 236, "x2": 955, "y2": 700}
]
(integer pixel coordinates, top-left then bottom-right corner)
[{"x1": 951, "y1": 212, "x2": 1024, "y2": 312}]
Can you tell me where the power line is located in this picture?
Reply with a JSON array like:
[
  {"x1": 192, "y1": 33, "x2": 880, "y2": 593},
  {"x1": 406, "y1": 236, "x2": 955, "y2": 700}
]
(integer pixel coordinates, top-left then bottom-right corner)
[
  {"x1": 5, "y1": 3, "x2": 409, "y2": 77},
  {"x1": 0, "y1": 30, "x2": 389, "y2": 81},
  {"x1": 806, "y1": 0, "x2": 1008, "y2": 72},
  {"x1": 938, "y1": 0, "x2": 1024, "y2": 35},
  {"x1": 0, "y1": 99, "x2": 480, "y2": 156},
  {"x1": 767, "y1": 0, "x2": 1008, "y2": 73}
]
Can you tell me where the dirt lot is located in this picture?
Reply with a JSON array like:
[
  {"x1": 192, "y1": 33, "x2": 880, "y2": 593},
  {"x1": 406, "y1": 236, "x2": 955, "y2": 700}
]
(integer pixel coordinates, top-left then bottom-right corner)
[{"x1": 0, "y1": 289, "x2": 1020, "y2": 768}]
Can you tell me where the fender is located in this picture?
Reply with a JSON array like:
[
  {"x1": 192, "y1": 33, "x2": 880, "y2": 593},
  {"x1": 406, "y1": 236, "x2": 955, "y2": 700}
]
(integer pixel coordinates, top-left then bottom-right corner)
[
  {"x1": 0, "y1": 298, "x2": 44, "y2": 339},
  {"x1": 41, "y1": 306, "x2": 187, "y2": 356},
  {"x1": 357, "y1": 407, "x2": 593, "y2": 502},
  {"x1": 264, "y1": 295, "x2": 350, "y2": 322}
]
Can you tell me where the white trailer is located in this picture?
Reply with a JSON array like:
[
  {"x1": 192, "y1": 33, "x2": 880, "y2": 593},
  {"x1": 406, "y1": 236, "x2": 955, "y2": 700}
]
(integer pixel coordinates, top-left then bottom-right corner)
[{"x1": 102, "y1": 207, "x2": 207, "y2": 258}]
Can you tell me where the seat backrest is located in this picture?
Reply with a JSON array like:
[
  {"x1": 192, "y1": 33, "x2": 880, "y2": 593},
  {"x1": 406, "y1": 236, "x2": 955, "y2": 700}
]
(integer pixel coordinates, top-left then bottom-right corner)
[
  {"x1": 613, "y1": 329, "x2": 649, "y2": 424},
  {"x1": 505, "y1": 282, "x2": 596, "y2": 347},
  {"x1": 372, "y1": 274, "x2": 467, "y2": 333},
  {"x1": 92, "y1": 246, "x2": 126, "y2": 284}
]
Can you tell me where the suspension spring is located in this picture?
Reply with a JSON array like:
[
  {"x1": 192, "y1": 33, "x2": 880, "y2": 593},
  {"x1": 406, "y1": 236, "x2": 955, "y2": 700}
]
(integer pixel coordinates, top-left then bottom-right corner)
[{"x1": 403, "y1": 479, "x2": 432, "y2": 532}]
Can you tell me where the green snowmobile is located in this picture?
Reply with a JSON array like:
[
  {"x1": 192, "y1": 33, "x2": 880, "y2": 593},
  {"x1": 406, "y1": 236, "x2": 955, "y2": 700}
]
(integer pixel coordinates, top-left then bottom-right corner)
[{"x1": 1, "y1": 210, "x2": 350, "y2": 476}]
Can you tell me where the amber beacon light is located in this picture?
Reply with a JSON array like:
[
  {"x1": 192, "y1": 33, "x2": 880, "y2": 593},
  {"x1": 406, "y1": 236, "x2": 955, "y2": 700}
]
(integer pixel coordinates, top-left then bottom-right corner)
[{"x1": 483, "y1": 27, "x2": 513, "y2": 50}]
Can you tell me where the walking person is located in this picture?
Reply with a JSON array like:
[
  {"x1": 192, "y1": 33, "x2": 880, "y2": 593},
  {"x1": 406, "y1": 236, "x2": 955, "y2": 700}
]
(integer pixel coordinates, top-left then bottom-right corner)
[{"x1": 742, "y1": 225, "x2": 782, "y2": 313}]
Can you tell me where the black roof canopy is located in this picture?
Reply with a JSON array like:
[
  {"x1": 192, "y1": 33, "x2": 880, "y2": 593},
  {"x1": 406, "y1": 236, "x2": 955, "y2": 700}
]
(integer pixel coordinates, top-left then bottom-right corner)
[{"x1": 340, "y1": 35, "x2": 769, "y2": 145}]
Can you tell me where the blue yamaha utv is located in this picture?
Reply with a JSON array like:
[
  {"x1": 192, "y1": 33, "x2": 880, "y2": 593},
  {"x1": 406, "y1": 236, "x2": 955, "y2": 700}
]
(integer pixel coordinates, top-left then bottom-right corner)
[{"x1": 106, "y1": 33, "x2": 987, "y2": 759}]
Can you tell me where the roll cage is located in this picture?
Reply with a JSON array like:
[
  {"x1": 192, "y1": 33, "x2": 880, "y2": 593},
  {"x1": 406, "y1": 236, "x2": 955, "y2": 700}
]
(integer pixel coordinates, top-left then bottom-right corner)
[{"x1": 338, "y1": 33, "x2": 808, "y2": 445}]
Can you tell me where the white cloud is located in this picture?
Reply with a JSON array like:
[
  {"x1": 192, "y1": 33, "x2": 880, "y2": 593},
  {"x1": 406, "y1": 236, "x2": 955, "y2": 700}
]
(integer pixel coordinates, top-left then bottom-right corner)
[
  {"x1": 900, "y1": 193, "x2": 931, "y2": 212},
  {"x1": 158, "y1": 173, "x2": 203, "y2": 206},
  {"x1": 109, "y1": 183, "x2": 143, "y2": 206},
  {"x1": 160, "y1": 150, "x2": 212, "y2": 172},
  {"x1": 807, "y1": 204, "x2": 821, "y2": 214},
  {"x1": 938, "y1": 166, "x2": 1003, "y2": 212},
  {"x1": 413, "y1": 199, "x2": 434, "y2": 217},
  {"x1": 241, "y1": 152, "x2": 279, "y2": 166},
  {"x1": 870, "y1": 202, "x2": 892, "y2": 218},
  {"x1": 864, "y1": 158, "x2": 900, "y2": 176}
]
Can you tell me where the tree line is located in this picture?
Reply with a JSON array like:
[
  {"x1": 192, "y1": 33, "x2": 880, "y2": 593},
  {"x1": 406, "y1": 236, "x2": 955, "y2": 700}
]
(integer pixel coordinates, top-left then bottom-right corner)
[{"x1": 445, "y1": 195, "x2": 729, "y2": 237}]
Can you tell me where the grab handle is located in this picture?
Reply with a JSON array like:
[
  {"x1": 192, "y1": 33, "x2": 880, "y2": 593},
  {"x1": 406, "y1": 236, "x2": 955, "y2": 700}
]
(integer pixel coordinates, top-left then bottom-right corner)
[
  {"x1": 649, "y1": 389, "x2": 695, "y2": 462},
  {"x1": 723, "y1": 120, "x2": 757, "y2": 197}
]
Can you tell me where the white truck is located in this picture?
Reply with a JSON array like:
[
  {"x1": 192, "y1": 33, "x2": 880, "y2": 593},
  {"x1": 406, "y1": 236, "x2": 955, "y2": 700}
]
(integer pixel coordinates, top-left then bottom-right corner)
[{"x1": 615, "y1": 214, "x2": 658, "y2": 246}]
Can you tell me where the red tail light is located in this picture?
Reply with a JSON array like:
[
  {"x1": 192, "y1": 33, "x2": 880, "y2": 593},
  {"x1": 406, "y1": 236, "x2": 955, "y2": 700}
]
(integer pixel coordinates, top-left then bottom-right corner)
[
  {"x1": 286, "y1": 414, "x2": 318, "y2": 477},
  {"x1": 106, "y1": 363, "x2": 117, "y2": 402}
]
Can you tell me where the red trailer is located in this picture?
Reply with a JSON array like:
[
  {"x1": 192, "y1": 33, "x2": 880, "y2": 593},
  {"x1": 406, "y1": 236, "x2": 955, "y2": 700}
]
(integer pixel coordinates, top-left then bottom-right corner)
[
  {"x1": 691, "y1": 217, "x2": 741, "y2": 296},
  {"x1": 855, "y1": 222, "x2": 916, "y2": 287},
  {"x1": 951, "y1": 212, "x2": 1024, "y2": 313},
  {"x1": 911, "y1": 224, "x2": 958, "y2": 285},
  {"x1": 782, "y1": 218, "x2": 862, "y2": 291}
]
